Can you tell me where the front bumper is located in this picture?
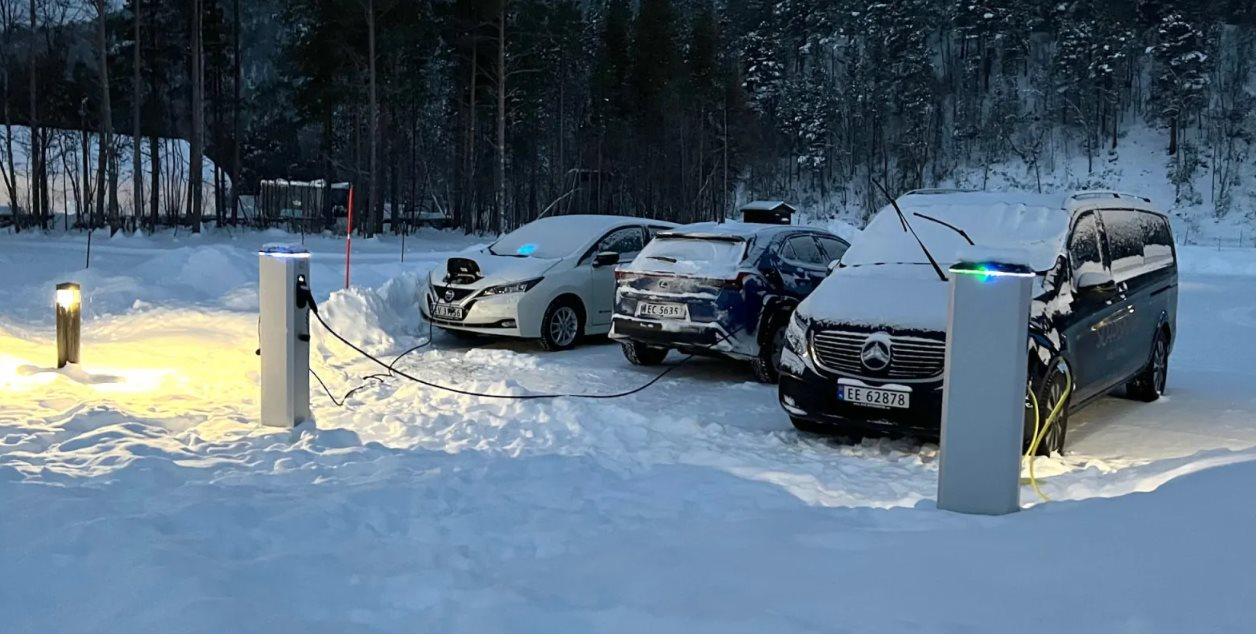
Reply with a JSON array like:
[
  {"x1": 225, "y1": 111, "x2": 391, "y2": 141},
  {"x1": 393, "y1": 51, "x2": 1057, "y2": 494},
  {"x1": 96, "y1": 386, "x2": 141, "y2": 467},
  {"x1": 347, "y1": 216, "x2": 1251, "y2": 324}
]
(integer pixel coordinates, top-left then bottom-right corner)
[
  {"x1": 422, "y1": 289, "x2": 528, "y2": 337},
  {"x1": 778, "y1": 348, "x2": 946, "y2": 438},
  {"x1": 610, "y1": 316, "x2": 754, "y2": 358}
]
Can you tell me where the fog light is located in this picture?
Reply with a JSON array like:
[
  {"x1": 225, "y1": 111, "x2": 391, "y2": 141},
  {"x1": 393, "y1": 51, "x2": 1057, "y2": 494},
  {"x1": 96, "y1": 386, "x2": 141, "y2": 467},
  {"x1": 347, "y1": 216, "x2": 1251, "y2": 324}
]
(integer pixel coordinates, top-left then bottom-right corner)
[
  {"x1": 55, "y1": 282, "x2": 82, "y2": 368},
  {"x1": 502, "y1": 320, "x2": 517, "y2": 328},
  {"x1": 783, "y1": 394, "x2": 796, "y2": 407}
]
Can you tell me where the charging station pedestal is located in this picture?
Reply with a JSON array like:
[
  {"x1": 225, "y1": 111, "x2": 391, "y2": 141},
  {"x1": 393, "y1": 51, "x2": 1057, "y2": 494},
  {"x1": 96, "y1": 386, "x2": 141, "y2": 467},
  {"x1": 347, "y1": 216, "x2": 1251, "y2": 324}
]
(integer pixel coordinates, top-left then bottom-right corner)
[
  {"x1": 937, "y1": 253, "x2": 1035, "y2": 515},
  {"x1": 259, "y1": 244, "x2": 312, "y2": 428}
]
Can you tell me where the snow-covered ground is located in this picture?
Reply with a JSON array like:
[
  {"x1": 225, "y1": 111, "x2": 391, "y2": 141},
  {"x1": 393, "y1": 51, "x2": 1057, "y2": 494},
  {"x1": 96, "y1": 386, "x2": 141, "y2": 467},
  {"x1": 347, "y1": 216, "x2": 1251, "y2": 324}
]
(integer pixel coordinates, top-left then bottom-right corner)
[{"x1": 2, "y1": 228, "x2": 1255, "y2": 632}]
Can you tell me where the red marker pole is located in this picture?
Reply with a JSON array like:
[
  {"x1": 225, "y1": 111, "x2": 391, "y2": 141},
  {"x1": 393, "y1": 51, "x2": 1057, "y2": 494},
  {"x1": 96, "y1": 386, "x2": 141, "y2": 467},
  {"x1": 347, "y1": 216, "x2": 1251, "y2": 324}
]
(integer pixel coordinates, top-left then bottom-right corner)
[{"x1": 345, "y1": 185, "x2": 355, "y2": 289}]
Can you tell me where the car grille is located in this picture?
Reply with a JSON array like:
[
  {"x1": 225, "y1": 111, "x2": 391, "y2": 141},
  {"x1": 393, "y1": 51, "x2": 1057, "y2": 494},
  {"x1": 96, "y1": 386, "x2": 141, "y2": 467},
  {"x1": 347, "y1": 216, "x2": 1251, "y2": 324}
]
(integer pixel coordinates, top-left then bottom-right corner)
[
  {"x1": 810, "y1": 330, "x2": 946, "y2": 380},
  {"x1": 430, "y1": 285, "x2": 477, "y2": 303}
]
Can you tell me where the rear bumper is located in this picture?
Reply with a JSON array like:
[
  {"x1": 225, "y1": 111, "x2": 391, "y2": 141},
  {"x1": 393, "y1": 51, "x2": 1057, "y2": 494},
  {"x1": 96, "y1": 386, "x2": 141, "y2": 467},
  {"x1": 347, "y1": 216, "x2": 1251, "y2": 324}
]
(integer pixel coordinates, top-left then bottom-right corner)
[
  {"x1": 610, "y1": 316, "x2": 755, "y2": 358},
  {"x1": 778, "y1": 351, "x2": 946, "y2": 438}
]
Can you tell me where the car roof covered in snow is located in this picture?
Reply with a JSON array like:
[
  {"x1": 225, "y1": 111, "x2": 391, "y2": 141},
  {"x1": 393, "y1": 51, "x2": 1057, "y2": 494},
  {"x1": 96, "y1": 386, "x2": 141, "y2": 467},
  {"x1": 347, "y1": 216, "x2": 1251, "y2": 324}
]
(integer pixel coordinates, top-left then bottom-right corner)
[
  {"x1": 527, "y1": 214, "x2": 675, "y2": 233},
  {"x1": 844, "y1": 191, "x2": 1075, "y2": 272},
  {"x1": 659, "y1": 221, "x2": 820, "y2": 241}
]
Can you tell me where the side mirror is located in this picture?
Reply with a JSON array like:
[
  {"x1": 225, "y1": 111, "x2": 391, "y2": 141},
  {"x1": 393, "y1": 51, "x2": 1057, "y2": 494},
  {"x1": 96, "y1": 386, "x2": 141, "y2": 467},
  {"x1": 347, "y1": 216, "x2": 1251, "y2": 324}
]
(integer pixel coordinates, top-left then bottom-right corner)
[
  {"x1": 1076, "y1": 270, "x2": 1117, "y2": 296},
  {"x1": 827, "y1": 259, "x2": 841, "y2": 276},
  {"x1": 593, "y1": 251, "x2": 620, "y2": 267}
]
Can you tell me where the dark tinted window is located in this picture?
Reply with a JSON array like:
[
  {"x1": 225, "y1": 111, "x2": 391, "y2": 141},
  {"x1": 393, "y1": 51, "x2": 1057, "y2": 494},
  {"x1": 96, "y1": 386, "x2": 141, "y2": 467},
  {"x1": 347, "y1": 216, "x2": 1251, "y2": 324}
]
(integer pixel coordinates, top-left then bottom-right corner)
[
  {"x1": 1069, "y1": 213, "x2": 1104, "y2": 275},
  {"x1": 1100, "y1": 209, "x2": 1146, "y2": 276},
  {"x1": 599, "y1": 227, "x2": 644, "y2": 255},
  {"x1": 1140, "y1": 213, "x2": 1175, "y2": 268},
  {"x1": 784, "y1": 235, "x2": 827, "y2": 266},
  {"x1": 816, "y1": 236, "x2": 850, "y2": 262}
]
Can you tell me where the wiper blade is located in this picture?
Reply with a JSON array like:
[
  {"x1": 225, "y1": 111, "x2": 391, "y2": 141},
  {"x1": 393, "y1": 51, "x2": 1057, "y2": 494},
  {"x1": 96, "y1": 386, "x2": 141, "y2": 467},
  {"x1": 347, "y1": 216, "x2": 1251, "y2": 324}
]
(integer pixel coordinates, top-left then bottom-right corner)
[
  {"x1": 871, "y1": 179, "x2": 948, "y2": 283},
  {"x1": 913, "y1": 212, "x2": 975, "y2": 245},
  {"x1": 647, "y1": 255, "x2": 678, "y2": 263}
]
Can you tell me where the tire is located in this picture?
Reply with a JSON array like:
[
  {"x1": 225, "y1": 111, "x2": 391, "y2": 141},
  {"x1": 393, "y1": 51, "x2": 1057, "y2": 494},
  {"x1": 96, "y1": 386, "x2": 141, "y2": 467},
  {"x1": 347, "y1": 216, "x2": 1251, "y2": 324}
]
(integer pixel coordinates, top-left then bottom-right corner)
[
  {"x1": 1027, "y1": 364, "x2": 1070, "y2": 456},
  {"x1": 538, "y1": 299, "x2": 584, "y2": 352},
  {"x1": 1126, "y1": 328, "x2": 1169, "y2": 403},
  {"x1": 750, "y1": 316, "x2": 789, "y2": 384},
  {"x1": 621, "y1": 340, "x2": 669, "y2": 366}
]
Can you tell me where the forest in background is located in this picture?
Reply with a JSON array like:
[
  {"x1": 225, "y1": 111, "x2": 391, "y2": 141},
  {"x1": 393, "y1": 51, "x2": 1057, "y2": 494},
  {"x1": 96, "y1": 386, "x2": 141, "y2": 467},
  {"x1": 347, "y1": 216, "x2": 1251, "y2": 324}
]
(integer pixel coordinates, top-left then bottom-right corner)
[{"x1": 0, "y1": 0, "x2": 1254, "y2": 236}]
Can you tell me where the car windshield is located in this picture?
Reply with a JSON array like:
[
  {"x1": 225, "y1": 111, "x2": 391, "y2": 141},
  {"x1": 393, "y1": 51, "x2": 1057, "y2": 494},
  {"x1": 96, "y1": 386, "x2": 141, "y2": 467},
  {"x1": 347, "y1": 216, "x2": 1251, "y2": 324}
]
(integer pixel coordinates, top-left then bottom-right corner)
[
  {"x1": 628, "y1": 236, "x2": 747, "y2": 276},
  {"x1": 840, "y1": 194, "x2": 1069, "y2": 272},
  {"x1": 488, "y1": 217, "x2": 600, "y2": 259}
]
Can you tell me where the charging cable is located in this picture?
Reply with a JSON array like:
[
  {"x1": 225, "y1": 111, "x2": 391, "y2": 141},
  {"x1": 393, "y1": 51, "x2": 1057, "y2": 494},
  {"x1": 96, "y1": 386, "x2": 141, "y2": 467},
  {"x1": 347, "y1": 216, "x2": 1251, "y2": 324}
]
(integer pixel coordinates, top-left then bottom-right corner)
[{"x1": 299, "y1": 283, "x2": 740, "y2": 402}]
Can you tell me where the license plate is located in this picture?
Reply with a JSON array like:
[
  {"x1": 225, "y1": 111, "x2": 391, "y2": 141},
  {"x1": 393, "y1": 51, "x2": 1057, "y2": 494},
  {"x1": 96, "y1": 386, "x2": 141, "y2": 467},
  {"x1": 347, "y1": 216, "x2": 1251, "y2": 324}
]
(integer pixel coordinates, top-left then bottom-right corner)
[
  {"x1": 838, "y1": 386, "x2": 910, "y2": 409},
  {"x1": 637, "y1": 302, "x2": 688, "y2": 320},
  {"x1": 433, "y1": 304, "x2": 465, "y2": 320}
]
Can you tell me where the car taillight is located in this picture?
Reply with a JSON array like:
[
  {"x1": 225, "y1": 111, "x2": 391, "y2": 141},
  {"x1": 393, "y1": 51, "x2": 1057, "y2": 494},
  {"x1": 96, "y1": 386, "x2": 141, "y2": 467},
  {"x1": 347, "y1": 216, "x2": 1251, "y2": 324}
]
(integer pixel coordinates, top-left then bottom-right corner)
[
  {"x1": 614, "y1": 270, "x2": 635, "y2": 282},
  {"x1": 722, "y1": 272, "x2": 753, "y2": 290}
]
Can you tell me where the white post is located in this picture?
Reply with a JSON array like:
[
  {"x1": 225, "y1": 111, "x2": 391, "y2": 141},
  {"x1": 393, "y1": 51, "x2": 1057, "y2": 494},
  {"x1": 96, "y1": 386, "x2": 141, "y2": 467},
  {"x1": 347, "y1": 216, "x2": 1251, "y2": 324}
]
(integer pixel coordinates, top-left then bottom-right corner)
[
  {"x1": 937, "y1": 252, "x2": 1034, "y2": 515},
  {"x1": 259, "y1": 244, "x2": 312, "y2": 428}
]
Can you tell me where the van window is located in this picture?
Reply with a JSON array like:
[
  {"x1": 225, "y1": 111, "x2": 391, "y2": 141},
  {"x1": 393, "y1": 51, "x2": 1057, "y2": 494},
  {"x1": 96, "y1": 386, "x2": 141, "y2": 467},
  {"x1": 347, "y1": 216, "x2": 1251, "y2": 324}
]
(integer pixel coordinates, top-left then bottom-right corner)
[
  {"x1": 1140, "y1": 213, "x2": 1175, "y2": 268},
  {"x1": 783, "y1": 235, "x2": 827, "y2": 267},
  {"x1": 1100, "y1": 209, "x2": 1148, "y2": 277},
  {"x1": 1069, "y1": 213, "x2": 1105, "y2": 276}
]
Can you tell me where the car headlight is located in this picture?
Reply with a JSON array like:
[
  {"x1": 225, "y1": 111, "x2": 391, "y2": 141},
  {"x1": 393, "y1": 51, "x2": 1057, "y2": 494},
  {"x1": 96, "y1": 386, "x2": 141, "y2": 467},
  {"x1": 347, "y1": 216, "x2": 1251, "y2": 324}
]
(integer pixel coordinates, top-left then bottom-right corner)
[
  {"x1": 785, "y1": 310, "x2": 811, "y2": 359},
  {"x1": 482, "y1": 278, "x2": 542, "y2": 296}
]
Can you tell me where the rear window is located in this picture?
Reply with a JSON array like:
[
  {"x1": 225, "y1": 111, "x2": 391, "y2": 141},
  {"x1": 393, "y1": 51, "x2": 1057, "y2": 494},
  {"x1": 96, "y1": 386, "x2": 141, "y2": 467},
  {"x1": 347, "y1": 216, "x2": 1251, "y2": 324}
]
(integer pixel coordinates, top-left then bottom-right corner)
[
  {"x1": 628, "y1": 236, "x2": 747, "y2": 275},
  {"x1": 1101, "y1": 209, "x2": 1175, "y2": 278}
]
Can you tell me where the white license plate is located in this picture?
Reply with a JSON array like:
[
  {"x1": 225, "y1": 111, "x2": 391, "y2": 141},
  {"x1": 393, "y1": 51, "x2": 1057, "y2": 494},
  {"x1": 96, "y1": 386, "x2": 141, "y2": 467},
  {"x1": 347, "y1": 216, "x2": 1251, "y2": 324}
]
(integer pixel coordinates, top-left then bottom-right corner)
[
  {"x1": 433, "y1": 304, "x2": 465, "y2": 320},
  {"x1": 638, "y1": 302, "x2": 688, "y2": 320},
  {"x1": 838, "y1": 386, "x2": 910, "y2": 409}
]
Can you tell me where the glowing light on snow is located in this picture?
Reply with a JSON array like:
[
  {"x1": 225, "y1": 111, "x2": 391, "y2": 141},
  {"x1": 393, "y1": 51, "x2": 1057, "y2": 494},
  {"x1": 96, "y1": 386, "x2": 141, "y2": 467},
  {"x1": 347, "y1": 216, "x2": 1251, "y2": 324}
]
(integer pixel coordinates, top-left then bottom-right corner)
[{"x1": 516, "y1": 243, "x2": 538, "y2": 256}]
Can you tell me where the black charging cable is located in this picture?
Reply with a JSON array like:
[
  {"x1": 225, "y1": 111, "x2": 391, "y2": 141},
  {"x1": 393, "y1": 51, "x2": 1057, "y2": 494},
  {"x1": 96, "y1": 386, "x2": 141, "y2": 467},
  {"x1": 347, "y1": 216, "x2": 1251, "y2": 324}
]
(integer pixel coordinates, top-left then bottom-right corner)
[{"x1": 298, "y1": 283, "x2": 740, "y2": 402}]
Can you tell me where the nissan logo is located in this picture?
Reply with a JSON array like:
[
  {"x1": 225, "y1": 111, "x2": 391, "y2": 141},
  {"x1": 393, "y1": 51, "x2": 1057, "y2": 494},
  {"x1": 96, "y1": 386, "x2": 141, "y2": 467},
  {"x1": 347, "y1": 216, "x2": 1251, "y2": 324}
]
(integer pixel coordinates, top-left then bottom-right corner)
[
  {"x1": 443, "y1": 290, "x2": 455, "y2": 302},
  {"x1": 860, "y1": 333, "x2": 893, "y2": 372}
]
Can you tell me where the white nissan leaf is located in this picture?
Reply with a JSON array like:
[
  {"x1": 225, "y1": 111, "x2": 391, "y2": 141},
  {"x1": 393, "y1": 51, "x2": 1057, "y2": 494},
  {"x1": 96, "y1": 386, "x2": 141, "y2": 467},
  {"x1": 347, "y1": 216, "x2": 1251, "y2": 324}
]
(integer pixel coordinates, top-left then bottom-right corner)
[{"x1": 423, "y1": 215, "x2": 677, "y2": 350}]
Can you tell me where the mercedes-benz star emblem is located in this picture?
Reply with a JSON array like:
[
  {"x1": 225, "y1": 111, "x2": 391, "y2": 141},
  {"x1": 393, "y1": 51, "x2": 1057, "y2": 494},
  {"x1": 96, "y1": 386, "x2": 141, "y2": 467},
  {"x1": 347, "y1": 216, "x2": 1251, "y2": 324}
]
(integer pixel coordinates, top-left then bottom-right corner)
[
  {"x1": 860, "y1": 333, "x2": 893, "y2": 372},
  {"x1": 443, "y1": 290, "x2": 455, "y2": 302}
]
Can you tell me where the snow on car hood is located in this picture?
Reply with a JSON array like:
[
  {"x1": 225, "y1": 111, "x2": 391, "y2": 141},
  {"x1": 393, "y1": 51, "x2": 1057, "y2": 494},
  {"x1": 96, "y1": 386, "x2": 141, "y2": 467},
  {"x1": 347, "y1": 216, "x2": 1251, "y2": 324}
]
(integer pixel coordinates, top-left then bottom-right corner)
[
  {"x1": 803, "y1": 264, "x2": 953, "y2": 334},
  {"x1": 434, "y1": 251, "x2": 562, "y2": 289}
]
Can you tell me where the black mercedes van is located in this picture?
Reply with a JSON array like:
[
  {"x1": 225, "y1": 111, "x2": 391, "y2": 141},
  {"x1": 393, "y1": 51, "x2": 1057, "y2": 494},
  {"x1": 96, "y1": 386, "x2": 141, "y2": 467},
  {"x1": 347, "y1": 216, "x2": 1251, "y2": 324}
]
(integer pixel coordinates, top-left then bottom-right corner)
[{"x1": 778, "y1": 190, "x2": 1178, "y2": 455}]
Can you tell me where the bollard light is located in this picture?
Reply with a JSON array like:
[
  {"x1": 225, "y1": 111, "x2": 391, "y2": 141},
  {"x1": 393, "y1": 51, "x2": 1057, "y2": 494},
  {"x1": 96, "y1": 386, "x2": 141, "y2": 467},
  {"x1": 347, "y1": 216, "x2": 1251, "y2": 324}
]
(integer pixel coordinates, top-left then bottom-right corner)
[{"x1": 55, "y1": 282, "x2": 82, "y2": 369}]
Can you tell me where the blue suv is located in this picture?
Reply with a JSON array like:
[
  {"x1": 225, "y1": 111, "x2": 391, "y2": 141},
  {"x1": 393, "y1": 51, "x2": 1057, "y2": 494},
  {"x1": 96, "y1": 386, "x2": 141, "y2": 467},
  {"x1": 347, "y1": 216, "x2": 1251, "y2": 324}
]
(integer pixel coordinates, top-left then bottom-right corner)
[{"x1": 610, "y1": 222, "x2": 849, "y2": 382}]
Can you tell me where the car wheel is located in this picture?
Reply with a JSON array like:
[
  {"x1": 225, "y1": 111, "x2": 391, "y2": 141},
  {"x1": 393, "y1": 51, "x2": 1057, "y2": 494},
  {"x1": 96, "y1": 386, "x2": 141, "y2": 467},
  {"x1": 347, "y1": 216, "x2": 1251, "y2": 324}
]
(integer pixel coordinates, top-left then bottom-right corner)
[
  {"x1": 1028, "y1": 365, "x2": 1070, "y2": 457},
  {"x1": 621, "y1": 340, "x2": 669, "y2": 366},
  {"x1": 750, "y1": 317, "x2": 788, "y2": 384},
  {"x1": 539, "y1": 299, "x2": 583, "y2": 352},
  {"x1": 1126, "y1": 329, "x2": 1169, "y2": 403}
]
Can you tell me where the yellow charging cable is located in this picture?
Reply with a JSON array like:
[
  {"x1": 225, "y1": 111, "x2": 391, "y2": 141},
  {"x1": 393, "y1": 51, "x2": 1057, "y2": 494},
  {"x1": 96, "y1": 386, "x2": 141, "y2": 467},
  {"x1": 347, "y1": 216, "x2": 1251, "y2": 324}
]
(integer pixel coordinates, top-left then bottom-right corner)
[{"x1": 1021, "y1": 369, "x2": 1072, "y2": 501}]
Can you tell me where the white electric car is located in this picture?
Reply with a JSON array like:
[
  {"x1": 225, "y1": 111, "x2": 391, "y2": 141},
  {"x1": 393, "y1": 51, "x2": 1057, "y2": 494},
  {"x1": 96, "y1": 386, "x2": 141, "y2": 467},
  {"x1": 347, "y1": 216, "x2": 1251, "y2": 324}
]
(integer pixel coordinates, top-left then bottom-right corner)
[{"x1": 422, "y1": 215, "x2": 677, "y2": 350}]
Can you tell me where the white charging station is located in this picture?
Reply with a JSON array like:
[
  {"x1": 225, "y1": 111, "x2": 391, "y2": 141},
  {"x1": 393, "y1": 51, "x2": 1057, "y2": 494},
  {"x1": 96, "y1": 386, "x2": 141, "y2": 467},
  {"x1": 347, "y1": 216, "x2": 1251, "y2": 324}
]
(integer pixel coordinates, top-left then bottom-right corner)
[
  {"x1": 937, "y1": 250, "x2": 1035, "y2": 515},
  {"x1": 259, "y1": 244, "x2": 312, "y2": 428}
]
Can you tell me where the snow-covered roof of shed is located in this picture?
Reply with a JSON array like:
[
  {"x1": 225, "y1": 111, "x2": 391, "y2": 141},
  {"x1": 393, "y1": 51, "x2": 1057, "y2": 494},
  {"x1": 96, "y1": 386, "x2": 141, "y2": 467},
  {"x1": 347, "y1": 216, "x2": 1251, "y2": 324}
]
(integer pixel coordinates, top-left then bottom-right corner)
[
  {"x1": 660, "y1": 221, "x2": 804, "y2": 240},
  {"x1": 842, "y1": 191, "x2": 1073, "y2": 272},
  {"x1": 740, "y1": 200, "x2": 795, "y2": 212}
]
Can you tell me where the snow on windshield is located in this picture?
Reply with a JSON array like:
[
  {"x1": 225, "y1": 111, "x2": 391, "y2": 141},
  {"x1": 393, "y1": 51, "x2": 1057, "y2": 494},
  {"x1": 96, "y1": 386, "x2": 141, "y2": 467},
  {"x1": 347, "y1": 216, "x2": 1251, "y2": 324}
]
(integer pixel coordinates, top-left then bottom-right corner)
[
  {"x1": 841, "y1": 192, "x2": 1070, "y2": 272},
  {"x1": 489, "y1": 216, "x2": 608, "y2": 259},
  {"x1": 626, "y1": 236, "x2": 747, "y2": 276}
]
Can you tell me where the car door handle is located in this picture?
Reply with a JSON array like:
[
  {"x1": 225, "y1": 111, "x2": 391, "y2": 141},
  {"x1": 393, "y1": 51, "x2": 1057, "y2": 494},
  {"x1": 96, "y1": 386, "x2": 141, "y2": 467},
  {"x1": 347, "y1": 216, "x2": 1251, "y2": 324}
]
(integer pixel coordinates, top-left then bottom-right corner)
[{"x1": 1092, "y1": 305, "x2": 1135, "y2": 331}]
